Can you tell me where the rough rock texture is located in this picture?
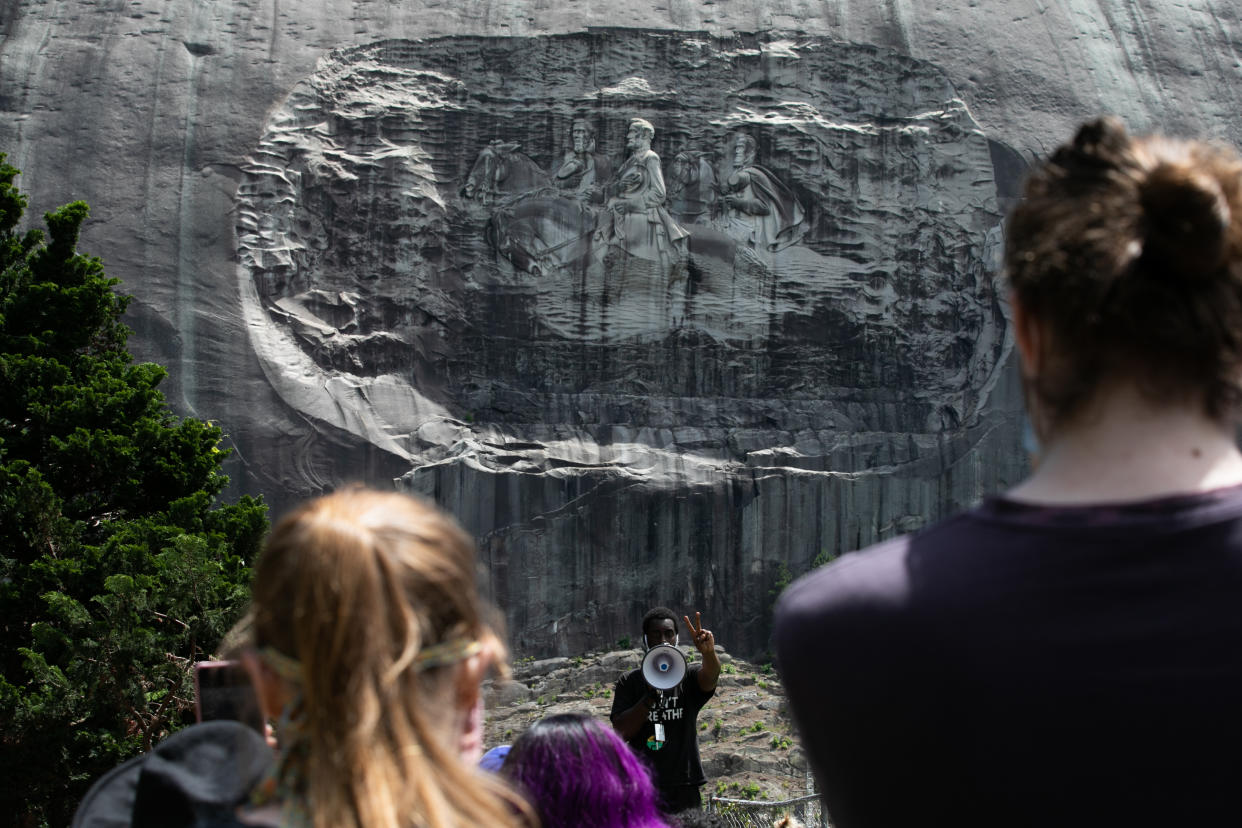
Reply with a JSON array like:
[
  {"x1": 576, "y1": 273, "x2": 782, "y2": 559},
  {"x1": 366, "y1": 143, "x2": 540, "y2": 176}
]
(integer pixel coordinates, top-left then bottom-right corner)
[
  {"x1": 5, "y1": 1, "x2": 1240, "y2": 656},
  {"x1": 483, "y1": 646, "x2": 815, "y2": 807}
]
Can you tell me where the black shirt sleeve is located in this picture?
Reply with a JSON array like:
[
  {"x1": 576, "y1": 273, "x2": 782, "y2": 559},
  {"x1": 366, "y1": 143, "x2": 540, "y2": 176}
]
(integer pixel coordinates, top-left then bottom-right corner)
[{"x1": 611, "y1": 668, "x2": 643, "y2": 724}]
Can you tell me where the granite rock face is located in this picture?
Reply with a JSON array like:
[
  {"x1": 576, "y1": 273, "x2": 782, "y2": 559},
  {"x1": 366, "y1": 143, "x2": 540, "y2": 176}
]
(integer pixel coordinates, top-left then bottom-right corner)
[
  {"x1": 235, "y1": 31, "x2": 1013, "y2": 653},
  {"x1": 5, "y1": 1, "x2": 1239, "y2": 656}
]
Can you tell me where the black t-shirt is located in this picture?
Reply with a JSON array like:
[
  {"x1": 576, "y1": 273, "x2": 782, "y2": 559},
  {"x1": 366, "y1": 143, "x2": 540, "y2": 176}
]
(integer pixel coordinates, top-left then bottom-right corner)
[
  {"x1": 775, "y1": 485, "x2": 1242, "y2": 828},
  {"x1": 611, "y1": 664, "x2": 715, "y2": 793}
]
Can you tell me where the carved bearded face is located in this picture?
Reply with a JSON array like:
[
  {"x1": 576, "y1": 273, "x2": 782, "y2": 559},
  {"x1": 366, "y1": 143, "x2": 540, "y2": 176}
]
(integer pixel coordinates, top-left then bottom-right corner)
[
  {"x1": 668, "y1": 154, "x2": 690, "y2": 190},
  {"x1": 571, "y1": 123, "x2": 590, "y2": 153},
  {"x1": 627, "y1": 121, "x2": 652, "y2": 152},
  {"x1": 733, "y1": 136, "x2": 756, "y2": 168}
]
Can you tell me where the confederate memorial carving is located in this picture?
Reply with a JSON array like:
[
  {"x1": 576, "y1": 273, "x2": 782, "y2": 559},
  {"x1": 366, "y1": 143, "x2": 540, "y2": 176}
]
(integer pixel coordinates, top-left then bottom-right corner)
[
  {"x1": 719, "y1": 133, "x2": 806, "y2": 254},
  {"x1": 555, "y1": 119, "x2": 611, "y2": 199},
  {"x1": 234, "y1": 30, "x2": 1015, "y2": 652},
  {"x1": 238, "y1": 29, "x2": 1009, "y2": 443},
  {"x1": 598, "y1": 118, "x2": 690, "y2": 267}
]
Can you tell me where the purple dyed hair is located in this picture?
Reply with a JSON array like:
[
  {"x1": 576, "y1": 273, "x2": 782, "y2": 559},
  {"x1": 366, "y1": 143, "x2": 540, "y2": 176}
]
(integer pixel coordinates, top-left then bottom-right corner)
[{"x1": 502, "y1": 713, "x2": 672, "y2": 828}]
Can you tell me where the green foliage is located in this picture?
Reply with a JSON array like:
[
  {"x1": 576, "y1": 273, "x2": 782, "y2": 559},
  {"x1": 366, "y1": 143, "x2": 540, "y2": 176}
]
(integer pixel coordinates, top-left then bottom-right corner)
[
  {"x1": 811, "y1": 548, "x2": 838, "y2": 569},
  {"x1": 0, "y1": 155, "x2": 268, "y2": 826},
  {"x1": 616, "y1": 635, "x2": 631, "y2": 649},
  {"x1": 770, "y1": 562, "x2": 793, "y2": 597},
  {"x1": 715, "y1": 780, "x2": 764, "y2": 801}
]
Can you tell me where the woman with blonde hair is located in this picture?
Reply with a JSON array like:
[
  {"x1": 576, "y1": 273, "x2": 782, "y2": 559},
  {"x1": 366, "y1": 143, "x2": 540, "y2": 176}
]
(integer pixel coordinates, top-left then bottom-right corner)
[
  {"x1": 239, "y1": 487, "x2": 532, "y2": 828},
  {"x1": 777, "y1": 118, "x2": 1242, "y2": 826}
]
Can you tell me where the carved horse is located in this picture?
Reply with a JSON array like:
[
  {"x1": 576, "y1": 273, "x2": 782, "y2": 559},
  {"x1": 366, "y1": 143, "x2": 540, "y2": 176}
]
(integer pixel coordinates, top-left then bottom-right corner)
[
  {"x1": 485, "y1": 195, "x2": 598, "y2": 277},
  {"x1": 462, "y1": 141, "x2": 552, "y2": 204}
]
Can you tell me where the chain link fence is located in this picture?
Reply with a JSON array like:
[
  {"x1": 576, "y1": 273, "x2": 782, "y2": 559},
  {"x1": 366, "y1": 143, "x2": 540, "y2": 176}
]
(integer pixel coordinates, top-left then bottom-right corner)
[{"x1": 706, "y1": 794, "x2": 830, "y2": 827}]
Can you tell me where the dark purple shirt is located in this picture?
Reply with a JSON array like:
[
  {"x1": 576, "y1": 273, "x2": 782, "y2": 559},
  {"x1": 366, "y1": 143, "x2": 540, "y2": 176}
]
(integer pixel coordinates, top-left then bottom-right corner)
[{"x1": 774, "y1": 486, "x2": 1242, "y2": 827}]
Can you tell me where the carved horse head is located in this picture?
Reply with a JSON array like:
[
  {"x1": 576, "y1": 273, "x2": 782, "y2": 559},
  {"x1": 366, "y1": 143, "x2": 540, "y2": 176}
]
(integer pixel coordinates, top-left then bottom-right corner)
[{"x1": 462, "y1": 141, "x2": 541, "y2": 203}]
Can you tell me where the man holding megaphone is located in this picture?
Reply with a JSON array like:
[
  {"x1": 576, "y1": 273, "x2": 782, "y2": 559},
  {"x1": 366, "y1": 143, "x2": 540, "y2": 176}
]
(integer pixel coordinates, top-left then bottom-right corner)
[{"x1": 610, "y1": 607, "x2": 721, "y2": 815}]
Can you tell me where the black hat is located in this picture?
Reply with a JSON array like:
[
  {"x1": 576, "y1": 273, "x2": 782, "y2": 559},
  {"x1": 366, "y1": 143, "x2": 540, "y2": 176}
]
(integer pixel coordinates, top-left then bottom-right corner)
[{"x1": 72, "y1": 720, "x2": 273, "y2": 828}]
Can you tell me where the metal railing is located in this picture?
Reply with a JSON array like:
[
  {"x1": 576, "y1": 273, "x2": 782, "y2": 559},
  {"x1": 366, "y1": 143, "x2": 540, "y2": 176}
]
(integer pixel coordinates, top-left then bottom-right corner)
[{"x1": 706, "y1": 793, "x2": 830, "y2": 827}]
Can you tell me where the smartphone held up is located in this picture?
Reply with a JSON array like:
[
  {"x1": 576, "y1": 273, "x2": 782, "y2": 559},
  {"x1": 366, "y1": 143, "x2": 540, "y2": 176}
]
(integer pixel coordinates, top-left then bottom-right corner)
[{"x1": 193, "y1": 660, "x2": 265, "y2": 735}]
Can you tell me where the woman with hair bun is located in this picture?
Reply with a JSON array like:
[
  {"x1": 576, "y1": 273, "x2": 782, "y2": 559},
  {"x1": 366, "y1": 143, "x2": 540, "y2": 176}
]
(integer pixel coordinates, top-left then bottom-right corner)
[
  {"x1": 238, "y1": 487, "x2": 533, "y2": 828},
  {"x1": 502, "y1": 713, "x2": 673, "y2": 828},
  {"x1": 776, "y1": 118, "x2": 1242, "y2": 827}
]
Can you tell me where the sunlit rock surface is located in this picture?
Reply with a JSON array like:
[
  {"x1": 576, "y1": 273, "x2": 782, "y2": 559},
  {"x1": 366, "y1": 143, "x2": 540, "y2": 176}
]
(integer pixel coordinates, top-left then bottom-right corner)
[{"x1": 4, "y1": 1, "x2": 1239, "y2": 654}]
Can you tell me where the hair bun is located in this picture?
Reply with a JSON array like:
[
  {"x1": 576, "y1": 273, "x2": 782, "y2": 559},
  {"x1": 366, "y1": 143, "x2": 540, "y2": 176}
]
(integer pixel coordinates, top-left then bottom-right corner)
[
  {"x1": 1139, "y1": 160, "x2": 1230, "y2": 278},
  {"x1": 1071, "y1": 116, "x2": 1131, "y2": 162}
]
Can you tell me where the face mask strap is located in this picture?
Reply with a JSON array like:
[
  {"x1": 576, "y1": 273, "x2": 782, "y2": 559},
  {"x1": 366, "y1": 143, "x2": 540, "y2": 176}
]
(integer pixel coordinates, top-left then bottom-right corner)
[{"x1": 640, "y1": 624, "x2": 679, "y2": 651}]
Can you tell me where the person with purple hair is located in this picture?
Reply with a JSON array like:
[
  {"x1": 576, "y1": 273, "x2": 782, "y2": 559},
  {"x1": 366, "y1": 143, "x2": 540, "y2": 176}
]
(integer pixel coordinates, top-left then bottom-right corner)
[{"x1": 501, "y1": 713, "x2": 673, "y2": 828}]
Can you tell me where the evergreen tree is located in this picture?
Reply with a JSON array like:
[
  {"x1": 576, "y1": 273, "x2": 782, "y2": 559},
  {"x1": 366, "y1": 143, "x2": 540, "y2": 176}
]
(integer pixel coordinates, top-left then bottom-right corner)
[{"x1": 0, "y1": 154, "x2": 268, "y2": 826}]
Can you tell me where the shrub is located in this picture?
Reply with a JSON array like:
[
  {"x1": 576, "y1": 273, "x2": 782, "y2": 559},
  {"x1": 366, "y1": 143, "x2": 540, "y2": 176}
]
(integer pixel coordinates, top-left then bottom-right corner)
[{"x1": 0, "y1": 155, "x2": 267, "y2": 826}]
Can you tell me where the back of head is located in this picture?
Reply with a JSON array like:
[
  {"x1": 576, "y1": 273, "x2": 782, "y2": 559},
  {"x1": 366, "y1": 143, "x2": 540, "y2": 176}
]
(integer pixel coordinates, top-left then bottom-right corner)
[
  {"x1": 250, "y1": 487, "x2": 527, "y2": 828},
  {"x1": 1004, "y1": 116, "x2": 1242, "y2": 426},
  {"x1": 502, "y1": 713, "x2": 669, "y2": 828}
]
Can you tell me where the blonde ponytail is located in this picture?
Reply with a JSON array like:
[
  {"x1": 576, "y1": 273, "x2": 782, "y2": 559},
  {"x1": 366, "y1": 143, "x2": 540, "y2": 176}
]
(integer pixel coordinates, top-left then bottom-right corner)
[{"x1": 250, "y1": 487, "x2": 533, "y2": 828}]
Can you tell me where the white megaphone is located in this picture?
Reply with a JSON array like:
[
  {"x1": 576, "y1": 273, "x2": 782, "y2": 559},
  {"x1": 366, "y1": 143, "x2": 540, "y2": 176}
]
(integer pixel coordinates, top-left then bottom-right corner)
[{"x1": 640, "y1": 643, "x2": 687, "y2": 692}]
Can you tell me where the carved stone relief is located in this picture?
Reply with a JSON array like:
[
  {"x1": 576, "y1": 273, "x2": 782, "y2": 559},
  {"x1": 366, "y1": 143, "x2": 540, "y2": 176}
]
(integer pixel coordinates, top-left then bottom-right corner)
[
  {"x1": 236, "y1": 29, "x2": 1009, "y2": 475},
  {"x1": 232, "y1": 30, "x2": 1014, "y2": 654},
  {"x1": 464, "y1": 120, "x2": 820, "y2": 339}
]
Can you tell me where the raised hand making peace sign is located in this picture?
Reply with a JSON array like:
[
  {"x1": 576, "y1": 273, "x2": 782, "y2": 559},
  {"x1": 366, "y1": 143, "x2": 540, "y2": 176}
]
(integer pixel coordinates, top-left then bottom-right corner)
[
  {"x1": 682, "y1": 612, "x2": 715, "y2": 656},
  {"x1": 683, "y1": 611, "x2": 721, "y2": 692}
]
